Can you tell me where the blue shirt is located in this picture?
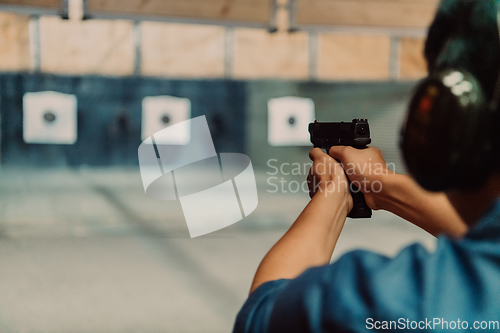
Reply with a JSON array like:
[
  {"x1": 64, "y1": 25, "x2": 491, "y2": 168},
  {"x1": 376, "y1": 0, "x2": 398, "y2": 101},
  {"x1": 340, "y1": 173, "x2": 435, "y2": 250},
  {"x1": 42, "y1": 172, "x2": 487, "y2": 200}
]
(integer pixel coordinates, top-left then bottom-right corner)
[{"x1": 234, "y1": 200, "x2": 500, "y2": 332}]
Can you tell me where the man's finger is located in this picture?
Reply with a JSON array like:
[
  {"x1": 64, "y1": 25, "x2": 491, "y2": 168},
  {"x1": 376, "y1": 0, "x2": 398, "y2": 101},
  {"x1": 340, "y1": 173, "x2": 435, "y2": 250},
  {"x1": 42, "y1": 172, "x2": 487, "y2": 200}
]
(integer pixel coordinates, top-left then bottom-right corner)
[
  {"x1": 309, "y1": 148, "x2": 327, "y2": 162},
  {"x1": 328, "y1": 146, "x2": 349, "y2": 161}
]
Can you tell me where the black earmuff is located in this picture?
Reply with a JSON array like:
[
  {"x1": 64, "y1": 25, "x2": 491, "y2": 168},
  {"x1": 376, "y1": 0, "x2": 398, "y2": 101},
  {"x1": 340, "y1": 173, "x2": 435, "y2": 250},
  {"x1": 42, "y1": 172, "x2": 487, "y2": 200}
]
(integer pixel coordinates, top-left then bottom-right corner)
[
  {"x1": 400, "y1": 69, "x2": 496, "y2": 191},
  {"x1": 400, "y1": 0, "x2": 500, "y2": 192}
]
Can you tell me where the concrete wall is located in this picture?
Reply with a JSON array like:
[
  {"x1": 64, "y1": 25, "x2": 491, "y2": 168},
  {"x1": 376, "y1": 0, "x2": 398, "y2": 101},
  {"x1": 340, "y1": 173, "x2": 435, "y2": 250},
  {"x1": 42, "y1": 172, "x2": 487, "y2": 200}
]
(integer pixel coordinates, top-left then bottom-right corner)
[{"x1": 0, "y1": 10, "x2": 425, "y2": 168}]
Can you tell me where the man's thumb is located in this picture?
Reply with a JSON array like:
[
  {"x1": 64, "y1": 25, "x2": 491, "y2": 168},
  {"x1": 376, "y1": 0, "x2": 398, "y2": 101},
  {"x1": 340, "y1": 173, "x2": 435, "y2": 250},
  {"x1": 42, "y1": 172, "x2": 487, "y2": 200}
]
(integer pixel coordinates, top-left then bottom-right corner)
[{"x1": 309, "y1": 147, "x2": 326, "y2": 161}]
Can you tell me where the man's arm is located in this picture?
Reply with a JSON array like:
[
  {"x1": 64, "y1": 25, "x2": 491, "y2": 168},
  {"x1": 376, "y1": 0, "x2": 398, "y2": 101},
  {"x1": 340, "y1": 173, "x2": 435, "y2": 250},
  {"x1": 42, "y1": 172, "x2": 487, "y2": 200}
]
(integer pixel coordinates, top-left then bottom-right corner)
[
  {"x1": 375, "y1": 172, "x2": 467, "y2": 237},
  {"x1": 250, "y1": 148, "x2": 352, "y2": 294},
  {"x1": 329, "y1": 146, "x2": 467, "y2": 237}
]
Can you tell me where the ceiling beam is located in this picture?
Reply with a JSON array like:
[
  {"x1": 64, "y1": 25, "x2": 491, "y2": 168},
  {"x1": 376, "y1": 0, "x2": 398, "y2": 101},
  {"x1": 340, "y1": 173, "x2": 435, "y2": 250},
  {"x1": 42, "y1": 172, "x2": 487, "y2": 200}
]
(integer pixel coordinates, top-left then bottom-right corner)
[
  {"x1": 0, "y1": 0, "x2": 60, "y2": 15},
  {"x1": 293, "y1": 0, "x2": 440, "y2": 31},
  {"x1": 87, "y1": 0, "x2": 273, "y2": 28}
]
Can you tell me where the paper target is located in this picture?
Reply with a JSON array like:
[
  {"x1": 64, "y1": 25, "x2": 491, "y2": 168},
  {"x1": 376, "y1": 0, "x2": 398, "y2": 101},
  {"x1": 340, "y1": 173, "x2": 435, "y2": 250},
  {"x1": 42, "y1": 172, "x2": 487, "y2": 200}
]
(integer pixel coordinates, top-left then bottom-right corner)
[
  {"x1": 267, "y1": 96, "x2": 315, "y2": 146},
  {"x1": 23, "y1": 91, "x2": 77, "y2": 145},
  {"x1": 141, "y1": 95, "x2": 191, "y2": 145}
]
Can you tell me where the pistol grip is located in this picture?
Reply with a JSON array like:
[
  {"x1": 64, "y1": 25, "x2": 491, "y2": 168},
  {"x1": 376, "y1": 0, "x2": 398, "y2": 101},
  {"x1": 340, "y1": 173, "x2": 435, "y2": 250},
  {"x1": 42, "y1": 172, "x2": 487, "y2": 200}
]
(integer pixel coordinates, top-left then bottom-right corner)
[
  {"x1": 347, "y1": 182, "x2": 372, "y2": 218},
  {"x1": 346, "y1": 144, "x2": 372, "y2": 219}
]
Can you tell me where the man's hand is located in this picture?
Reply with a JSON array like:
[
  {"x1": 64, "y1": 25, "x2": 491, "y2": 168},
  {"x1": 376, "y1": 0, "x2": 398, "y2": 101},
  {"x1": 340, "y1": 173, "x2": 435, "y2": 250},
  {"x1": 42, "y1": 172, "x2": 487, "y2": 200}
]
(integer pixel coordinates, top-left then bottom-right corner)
[
  {"x1": 329, "y1": 145, "x2": 467, "y2": 237},
  {"x1": 307, "y1": 148, "x2": 353, "y2": 214},
  {"x1": 328, "y1": 146, "x2": 393, "y2": 210}
]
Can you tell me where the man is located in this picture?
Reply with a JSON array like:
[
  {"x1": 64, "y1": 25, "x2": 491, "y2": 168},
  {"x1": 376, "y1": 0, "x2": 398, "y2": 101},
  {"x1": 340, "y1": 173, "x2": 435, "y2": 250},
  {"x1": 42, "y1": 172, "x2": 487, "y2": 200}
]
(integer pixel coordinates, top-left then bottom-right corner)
[{"x1": 234, "y1": 1, "x2": 500, "y2": 332}]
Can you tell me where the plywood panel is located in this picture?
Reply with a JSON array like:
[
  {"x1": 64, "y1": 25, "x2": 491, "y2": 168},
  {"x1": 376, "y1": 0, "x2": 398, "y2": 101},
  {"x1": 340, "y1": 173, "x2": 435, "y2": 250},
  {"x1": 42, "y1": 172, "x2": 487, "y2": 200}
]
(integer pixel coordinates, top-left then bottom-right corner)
[
  {"x1": 296, "y1": 0, "x2": 439, "y2": 29},
  {"x1": 317, "y1": 33, "x2": 390, "y2": 81},
  {"x1": 39, "y1": 17, "x2": 134, "y2": 76},
  {"x1": 233, "y1": 29, "x2": 309, "y2": 79},
  {"x1": 400, "y1": 37, "x2": 427, "y2": 80},
  {"x1": 88, "y1": 0, "x2": 271, "y2": 24},
  {"x1": 141, "y1": 22, "x2": 225, "y2": 78},
  {"x1": 0, "y1": 12, "x2": 31, "y2": 72}
]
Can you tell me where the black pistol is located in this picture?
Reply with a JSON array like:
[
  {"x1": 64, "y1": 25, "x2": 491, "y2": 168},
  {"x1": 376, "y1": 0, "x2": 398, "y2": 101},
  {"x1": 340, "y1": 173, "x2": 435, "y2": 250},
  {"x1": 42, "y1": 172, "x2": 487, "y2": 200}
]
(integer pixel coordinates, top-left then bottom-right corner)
[{"x1": 308, "y1": 119, "x2": 372, "y2": 219}]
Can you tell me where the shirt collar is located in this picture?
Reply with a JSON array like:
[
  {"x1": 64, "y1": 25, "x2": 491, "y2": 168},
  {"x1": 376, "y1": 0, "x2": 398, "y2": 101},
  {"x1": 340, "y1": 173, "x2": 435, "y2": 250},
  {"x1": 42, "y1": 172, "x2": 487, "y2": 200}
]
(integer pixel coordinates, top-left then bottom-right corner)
[{"x1": 465, "y1": 198, "x2": 500, "y2": 240}]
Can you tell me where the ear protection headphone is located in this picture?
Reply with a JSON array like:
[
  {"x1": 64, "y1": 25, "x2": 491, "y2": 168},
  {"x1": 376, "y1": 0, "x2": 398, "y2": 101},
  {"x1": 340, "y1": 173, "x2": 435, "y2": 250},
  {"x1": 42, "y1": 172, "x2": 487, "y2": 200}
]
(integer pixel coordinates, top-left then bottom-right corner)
[{"x1": 400, "y1": 3, "x2": 500, "y2": 192}]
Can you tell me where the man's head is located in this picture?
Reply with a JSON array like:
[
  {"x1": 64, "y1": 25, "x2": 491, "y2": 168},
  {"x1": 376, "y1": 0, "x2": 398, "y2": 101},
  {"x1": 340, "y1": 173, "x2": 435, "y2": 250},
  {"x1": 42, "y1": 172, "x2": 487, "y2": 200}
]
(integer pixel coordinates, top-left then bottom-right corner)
[
  {"x1": 401, "y1": 0, "x2": 500, "y2": 189},
  {"x1": 401, "y1": 0, "x2": 500, "y2": 224}
]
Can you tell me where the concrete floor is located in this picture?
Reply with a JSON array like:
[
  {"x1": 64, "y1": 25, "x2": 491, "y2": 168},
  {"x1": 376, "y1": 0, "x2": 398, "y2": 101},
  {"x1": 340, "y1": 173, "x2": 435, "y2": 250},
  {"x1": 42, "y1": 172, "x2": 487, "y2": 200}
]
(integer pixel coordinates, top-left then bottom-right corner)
[{"x1": 0, "y1": 167, "x2": 436, "y2": 332}]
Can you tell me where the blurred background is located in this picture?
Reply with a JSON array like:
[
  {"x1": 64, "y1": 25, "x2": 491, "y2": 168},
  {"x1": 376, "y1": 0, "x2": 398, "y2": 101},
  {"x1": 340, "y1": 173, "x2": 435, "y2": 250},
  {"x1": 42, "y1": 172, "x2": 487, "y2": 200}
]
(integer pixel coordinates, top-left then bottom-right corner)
[{"x1": 0, "y1": 0, "x2": 439, "y2": 332}]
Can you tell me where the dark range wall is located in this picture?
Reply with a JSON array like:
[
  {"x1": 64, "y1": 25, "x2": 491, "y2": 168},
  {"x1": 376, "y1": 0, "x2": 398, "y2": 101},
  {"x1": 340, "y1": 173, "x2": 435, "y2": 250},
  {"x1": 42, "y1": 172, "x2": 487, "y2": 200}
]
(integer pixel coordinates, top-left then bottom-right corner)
[
  {"x1": 0, "y1": 73, "x2": 247, "y2": 167},
  {"x1": 246, "y1": 81, "x2": 418, "y2": 175},
  {"x1": 0, "y1": 73, "x2": 417, "y2": 172}
]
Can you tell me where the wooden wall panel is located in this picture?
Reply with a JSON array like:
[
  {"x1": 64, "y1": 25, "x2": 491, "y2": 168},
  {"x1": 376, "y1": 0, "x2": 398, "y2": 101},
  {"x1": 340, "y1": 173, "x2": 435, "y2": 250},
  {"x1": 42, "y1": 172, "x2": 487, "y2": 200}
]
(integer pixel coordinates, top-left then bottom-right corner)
[
  {"x1": 400, "y1": 37, "x2": 427, "y2": 80},
  {"x1": 141, "y1": 22, "x2": 225, "y2": 78},
  {"x1": 233, "y1": 29, "x2": 309, "y2": 79},
  {"x1": 295, "y1": 0, "x2": 439, "y2": 29},
  {"x1": 317, "y1": 33, "x2": 390, "y2": 81},
  {"x1": 0, "y1": 0, "x2": 59, "y2": 10},
  {"x1": 0, "y1": 12, "x2": 31, "y2": 72},
  {"x1": 39, "y1": 17, "x2": 134, "y2": 76},
  {"x1": 88, "y1": 0, "x2": 271, "y2": 24}
]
